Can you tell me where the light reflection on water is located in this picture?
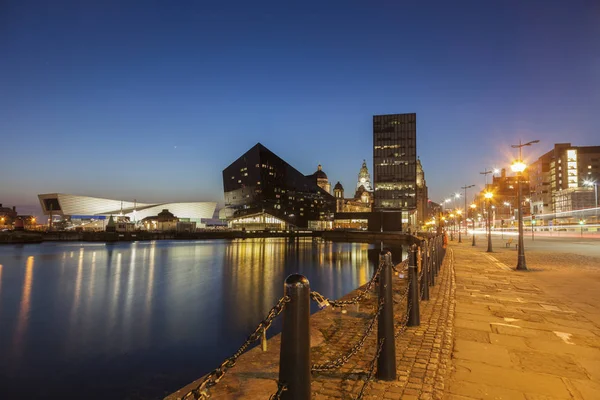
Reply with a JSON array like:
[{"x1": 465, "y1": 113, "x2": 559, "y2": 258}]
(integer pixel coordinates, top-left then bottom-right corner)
[{"x1": 0, "y1": 239, "x2": 386, "y2": 399}]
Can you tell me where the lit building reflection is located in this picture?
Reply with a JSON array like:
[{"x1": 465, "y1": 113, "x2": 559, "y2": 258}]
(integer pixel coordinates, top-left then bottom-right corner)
[
  {"x1": 13, "y1": 256, "x2": 34, "y2": 357},
  {"x1": 219, "y1": 239, "x2": 374, "y2": 339}
]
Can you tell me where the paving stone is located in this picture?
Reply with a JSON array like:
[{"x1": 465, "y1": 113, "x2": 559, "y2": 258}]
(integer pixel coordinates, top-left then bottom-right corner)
[{"x1": 452, "y1": 339, "x2": 513, "y2": 367}]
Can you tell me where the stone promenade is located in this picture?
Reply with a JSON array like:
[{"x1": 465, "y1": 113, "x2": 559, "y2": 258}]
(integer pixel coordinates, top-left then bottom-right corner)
[{"x1": 445, "y1": 239, "x2": 600, "y2": 400}]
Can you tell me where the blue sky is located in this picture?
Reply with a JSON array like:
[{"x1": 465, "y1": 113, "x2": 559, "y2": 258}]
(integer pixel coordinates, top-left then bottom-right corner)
[{"x1": 1, "y1": 0, "x2": 599, "y2": 217}]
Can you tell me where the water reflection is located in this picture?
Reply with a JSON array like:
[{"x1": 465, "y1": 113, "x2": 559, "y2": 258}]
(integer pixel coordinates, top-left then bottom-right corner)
[
  {"x1": 13, "y1": 256, "x2": 34, "y2": 358},
  {"x1": 0, "y1": 239, "x2": 381, "y2": 399}
]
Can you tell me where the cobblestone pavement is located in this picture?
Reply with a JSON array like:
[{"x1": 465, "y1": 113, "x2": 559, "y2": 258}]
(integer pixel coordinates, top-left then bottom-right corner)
[
  {"x1": 444, "y1": 240, "x2": 600, "y2": 400},
  {"x1": 166, "y1": 246, "x2": 456, "y2": 400}
]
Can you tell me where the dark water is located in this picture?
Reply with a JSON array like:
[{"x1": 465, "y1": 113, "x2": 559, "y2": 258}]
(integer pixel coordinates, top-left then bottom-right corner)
[{"x1": 0, "y1": 239, "x2": 398, "y2": 399}]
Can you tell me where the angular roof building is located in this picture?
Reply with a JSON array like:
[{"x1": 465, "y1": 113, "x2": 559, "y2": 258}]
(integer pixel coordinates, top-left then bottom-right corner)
[
  {"x1": 222, "y1": 143, "x2": 335, "y2": 229},
  {"x1": 38, "y1": 193, "x2": 216, "y2": 226}
]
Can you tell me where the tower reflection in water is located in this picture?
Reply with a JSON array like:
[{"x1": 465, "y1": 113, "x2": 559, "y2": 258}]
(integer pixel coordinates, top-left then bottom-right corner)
[{"x1": 0, "y1": 239, "x2": 376, "y2": 399}]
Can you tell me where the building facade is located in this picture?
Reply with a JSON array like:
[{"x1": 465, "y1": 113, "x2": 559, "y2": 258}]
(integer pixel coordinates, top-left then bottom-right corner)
[
  {"x1": 415, "y1": 159, "x2": 429, "y2": 226},
  {"x1": 37, "y1": 194, "x2": 216, "y2": 229},
  {"x1": 372, "y1": 113, "x2": 417, "y2": 230},
  {"x1": 308, "y1": 165, "x2": 331, "y2": 194},
  {"x1": 528, "y1": 143, "x2": 600, "y2": 215},
  {"x1": 222, "y1": 143, "x2": 336, "y2": 229}
]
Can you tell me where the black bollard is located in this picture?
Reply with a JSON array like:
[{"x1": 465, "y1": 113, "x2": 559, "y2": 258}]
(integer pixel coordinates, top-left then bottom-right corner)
[
  {"x1": 433, "y1": 240, "x2": 439, "y2": 277},
  {"x1": 279, "y1": 274, "x2": 311, "y2": 400},
  {"x1": 429, "y1": 242, "x2": 435, "y2": 286},
  {"x1": 437, "y1": 237, "x2": 442, "y2": 273},
  {"x1": 420, "y1": 241, "x2": 429, "y2": 300},
  {"x1": 376, "y1": 251, "x2": 396, "y2": 380},
  {"x1": 407, "y1": 245, "x2": 420, "y2": 326},
  {"x1": 458, "y1": 230, "x2": 462, "y2": 243}
]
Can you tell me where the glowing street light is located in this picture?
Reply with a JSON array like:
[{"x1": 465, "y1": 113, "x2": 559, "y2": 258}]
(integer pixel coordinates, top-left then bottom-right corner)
[{"x1": 511, "y1": 139, "x2": 540, "y2": 271}]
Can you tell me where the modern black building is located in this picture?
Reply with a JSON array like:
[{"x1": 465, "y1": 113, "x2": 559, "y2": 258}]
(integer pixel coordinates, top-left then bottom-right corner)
[
  {"x1": 372, "y1": 113, "x2": 417, "y2": 229},
  {"x1": 222, "y1": 143, "x2": 336, "y2": 229}
]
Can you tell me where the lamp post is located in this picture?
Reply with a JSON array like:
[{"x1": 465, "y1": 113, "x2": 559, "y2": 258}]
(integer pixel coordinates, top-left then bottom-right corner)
[
  {"x1": 461, "y1": 184, "x2": 475, "y2": 237},
  {"x1": 480, "y1": 169, "x2": 493, "y2": 189},
  {"x1": 484, "y1": 192, "x2": 493, "y2": 252},
  {"x1": 511, "y1": 139, "x2": 540, "y2": 271},
  {"x1": 503, "y1": 201, "x2": 513, "y2": 222},
  {"x1": 470, "y1": 203, "x2": 476, "y2": 246},
  {"x1": 456, "y1": 209, "x2": 463, "y2": 243}
]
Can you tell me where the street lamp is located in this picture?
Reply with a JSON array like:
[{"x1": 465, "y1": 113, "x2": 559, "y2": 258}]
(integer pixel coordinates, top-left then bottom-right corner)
[
  {"x1": 461, "y1": 184, "x2": 475, "y2": 238},
  {"x1": 470, "y1": 203, "x2": 476, "y2": 246},
  {"x1": 511, "y1": 139, "x2": 540, "y2": 271},
  {"x1": 484, "y1": 192, "x2": 493, "y2": 252},
  {"x1": 456, "y1": 209, "x2": 463, "y2": 243}
]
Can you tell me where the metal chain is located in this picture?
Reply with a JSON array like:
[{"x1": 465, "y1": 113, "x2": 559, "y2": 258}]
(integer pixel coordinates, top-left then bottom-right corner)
[
  {"x1": 395, "y1": 298, "x2": 411, "y2": 338},
  {"x1": 311, "y1": 298, "x2": 384, "y2": 372},
  {"x1": 181, "y1": 296, "x2": 290, "y2": 400},
  {"x1": 355, "y1": 338, "x2": 385, "y2": 400},
  {"x1": 310, "y1": 260, "x2": 385, "y2": 307},
  {"x1": 269, "y1": 382, "x2": 288, "y2": 400}
]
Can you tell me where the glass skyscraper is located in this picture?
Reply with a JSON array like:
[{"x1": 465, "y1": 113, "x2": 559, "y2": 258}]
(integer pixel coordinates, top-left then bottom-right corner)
[{"x1": 372, "y1": 113, "x2": 417, "y2": 212}]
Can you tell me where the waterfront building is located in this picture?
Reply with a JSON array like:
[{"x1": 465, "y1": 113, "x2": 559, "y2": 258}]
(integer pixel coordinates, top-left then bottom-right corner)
[
  {"x1": 415, "y1": 159, "x2": 429, "y2": 227},
  {"x1": 222, "y1": 143, "x2": 336, "y2": 230},
  {"x1": 372, "y1": 113, "x2": 417, "y2": 231},
  {"x1": 528, "y1": 143, "x2": 599, "y2": 223},
  {"x1": 0, "y1": 203, "x2": 18, "y2": 226},
  {"x1": 330, "y1": 160, "x2": 374, "y2": 216},
  {"x1": 332, "y1": 181, "x2": 371, "y2": 213},
  {"x1": 307, "y1": 164, "x2": 331, "y2": 194},
  {"x1": 37, "y1": 193, "x2": 216, "y2": 230},
  {"x1": 141, "y1": 209, "x2": 196, "y2": 232},
  {"x1": 479, "y1": 168, "x2": 531, "y2": 225}
]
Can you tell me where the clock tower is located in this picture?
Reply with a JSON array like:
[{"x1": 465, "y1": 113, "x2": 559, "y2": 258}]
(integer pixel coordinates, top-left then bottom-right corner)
[{"x1": 356, "y1": 160, "x2": 372, "y2": 192}]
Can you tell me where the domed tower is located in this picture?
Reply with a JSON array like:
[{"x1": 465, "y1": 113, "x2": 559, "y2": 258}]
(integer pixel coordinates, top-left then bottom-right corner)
[
  {"x1": 356, "y1": 160, "x2": 372, "y2": 192},
  {"x1": 333, "y1": 181, "x2": 344, "y2": 198},
  {"x1": 333, "y1": 181, "x2": 344, "y2": 212},
  {"x1": 314, "y1": 164, "x2": 331, "y2": 194}
]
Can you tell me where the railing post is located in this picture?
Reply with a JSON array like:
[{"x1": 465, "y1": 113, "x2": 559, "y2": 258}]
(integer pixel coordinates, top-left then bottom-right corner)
[
  {"x1": 441, "y1": 235, "x2": 446, "y2": 266},
  {"x1": 420, "y1": 241, "x2": 429, "y2": 300},
  {"x1": 433, "y1": 238, "x2": 439, "y2": 277},
  {"x1": 429, "y1": 240, "x2": 435, "y2": 286},
  {"x1": 279, "y1": 274, "x2": 311, "y2": 400},
  {"x1": 407, "y1": 244, "x2": 420, "y2": 327},
  {"x1": 437, "y1": 236, "x2": 442, "y2": 273},
  {"x1": 377, "y1": 251, "x2": 396, "y2": 380}
]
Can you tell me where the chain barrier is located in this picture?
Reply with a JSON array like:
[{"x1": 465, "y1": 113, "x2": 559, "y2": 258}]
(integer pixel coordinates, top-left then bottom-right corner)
[
  {"x1": 309, "y1": 260, "x2": 385, "y2": 308},
  {"x1": 354, "y1": 338, "x2": 385, "y2": 400},
  {"x1": 395, "y1": 295, "x2": 411, "y2": 339},
  {"x1": 311, "y1": 298, "x2": 384, "y2": 372},
  {"x1": 181, "y1": 296, "x2": 290, "y2": 400},
  {"x1": 269, "y1": 382, "x2": 288, "y2": 400}
]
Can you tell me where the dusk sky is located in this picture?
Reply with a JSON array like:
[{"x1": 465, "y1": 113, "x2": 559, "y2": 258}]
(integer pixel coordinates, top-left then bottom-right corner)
[{"x1": 2, "y1": 1, "x2": 599, "y2": 217}]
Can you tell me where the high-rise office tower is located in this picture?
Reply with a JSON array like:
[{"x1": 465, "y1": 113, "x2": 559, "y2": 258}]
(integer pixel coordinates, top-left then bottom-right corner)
[{"x1": 372, "y1": 113, "x2": 417, "y2": 229}]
